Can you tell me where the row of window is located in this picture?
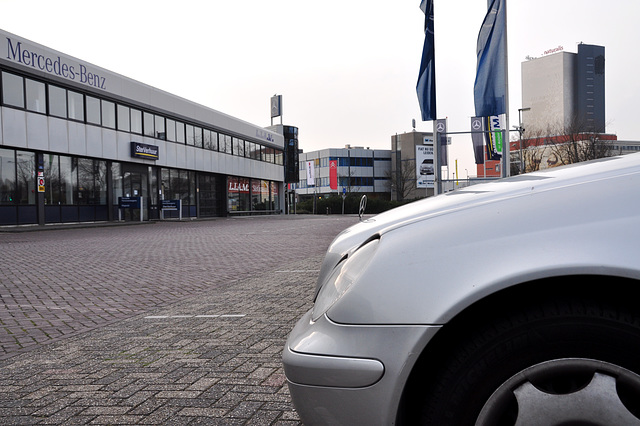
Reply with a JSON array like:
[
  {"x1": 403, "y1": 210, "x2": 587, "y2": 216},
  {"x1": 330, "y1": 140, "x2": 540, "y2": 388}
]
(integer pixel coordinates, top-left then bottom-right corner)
[
  {"x1": 302, "y1": 156, "x2": 391, "y2": 169},
  {"x1": 0, "y1": 70, "x2": 283, "y2": 165},
  {"x1": 0, "y1": 147, "x2": 279, "y2": 212},
  {"x1": 297, "y1": 176, "x2": 377, "y2": 189}
]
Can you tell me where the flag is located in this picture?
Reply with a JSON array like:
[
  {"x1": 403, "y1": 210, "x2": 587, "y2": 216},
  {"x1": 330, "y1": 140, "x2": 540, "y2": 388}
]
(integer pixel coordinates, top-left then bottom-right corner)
[
  {"x1": 474, "y1": 0, "x2": 507, "y2": 118},
  {"x1": 329, "y1": 160, "x2": 338, "y2": 190},
  {"x1": 306, "y1": 161, "x2": 315, "y2": 186},
  {"x1": 417, "y1": 0, "x2": 436, "y2": 121},
  {"x1": 471, "y1": 117, "x2": 484, "y2": 164}
]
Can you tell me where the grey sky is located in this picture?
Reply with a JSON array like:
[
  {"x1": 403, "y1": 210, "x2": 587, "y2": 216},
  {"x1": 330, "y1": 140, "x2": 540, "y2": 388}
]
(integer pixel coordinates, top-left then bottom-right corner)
[{"x1": 1, "y1": 0, "x2": 636, "y2": 175}]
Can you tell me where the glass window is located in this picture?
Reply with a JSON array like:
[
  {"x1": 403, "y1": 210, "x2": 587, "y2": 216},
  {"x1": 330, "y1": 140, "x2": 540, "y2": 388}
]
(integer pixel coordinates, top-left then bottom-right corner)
[
  {"x1": 148, "y1": 166, "x2": 157, "y2": 207},
  {"x1": 210, "y1": 131, "x2": 219, "y2": 151},
  {"x1": 111, "y1": 162, "x2": 123, "y2": 204},
  {"x1": 203, "y1": 129, "x2": 212, "y2": 150},
  {"x1": 176, "y1": 121, "x2": 185, "y2": 143},
  {"x1": 59, "y1": 156, "x2": 77, "y2": 205},
  {"x1": 220, "y1": 134, "x2": 231, "y2": 153},
  {"x1": 102, "y1": 100, "x2": 116, "y2": 129},
  {"x1": 77, "y1": 158, "x2": 94, "y2": 205},
  {"x1": 155, "y1": 115, "x2": 165, "y2": 139},
  {"x1": 44, "y1": 154, "x2": 59, "y2": 205},
  {"x1": 233, "y1": 138, "x2": 245, "y2": 157},
  {"x1": 143, "y1": 112, "x2": 154, "y2": 137},
  {"x1": 166, "y1": 119, "x2": 176, "y2": 142},
  {"x1": 25, "y1": 79, "x2": 46, "y2": 113},
  {"x1": 275, "y1": 149, "x2": 283, "y2": 165},
  {"x1": 0, "y1": 148, "x2": 16, "y2": 204},
  {"x1": 96, "y1": 160, "x2": 107, "y2": 204},
  {"x1": 130, "y1": 108, "x2": 142, "y2": 134},
  {"x1": 67, "y1": 90, "x2": 84, "y2": 121},
  {"x1": 117, "y1": 105, "x2": 130, "y2": 131},
  {"x1": 2, "y1": 72, "x2": 24, "y2": 108},
  {"x1": 86, "y1": 96, "x2": 101, "y2": 125},
  {"x1": 48, "y1": 85, "x2": 67, "y2": 118},
  {"x1": 186, "y1": 124, "x2": 195, "y2": 146},
  {"x1": 271, "y1": 181, "x2": 279, "y2": 211},
  {"x1": 194, "y1": 126, "x2": 203, "y2": 148},
  {"x1": 251, "y1": 179, "x2": 263, "y2": 210},
  {"x1": 161, "y1": 168, "x2": 170, "y2": 200}
]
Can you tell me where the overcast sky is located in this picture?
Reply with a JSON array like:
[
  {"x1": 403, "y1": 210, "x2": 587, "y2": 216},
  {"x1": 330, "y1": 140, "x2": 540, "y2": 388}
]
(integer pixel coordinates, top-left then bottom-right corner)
[{"x1": 1, "y1": 0, "x2": 637, "y2": 176}]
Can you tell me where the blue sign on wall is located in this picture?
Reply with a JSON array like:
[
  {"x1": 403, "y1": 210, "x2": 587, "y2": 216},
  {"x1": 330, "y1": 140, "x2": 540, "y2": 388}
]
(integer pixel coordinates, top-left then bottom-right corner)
[{"x1": 130, "y1": 142, "x2": 159, "y2": 161}]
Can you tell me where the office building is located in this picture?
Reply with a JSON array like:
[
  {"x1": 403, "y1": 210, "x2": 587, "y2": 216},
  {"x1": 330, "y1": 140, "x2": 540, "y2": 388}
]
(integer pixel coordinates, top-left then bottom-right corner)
[
  {"x1": 0, "y1": 29, "x2": 285, "y2": 226},
  {"x1": 296, "y1": 146, "x2": 391, "y2": 199},
  {"x1": 521, "y1": 43, "x2": 605, "y2": 134}
]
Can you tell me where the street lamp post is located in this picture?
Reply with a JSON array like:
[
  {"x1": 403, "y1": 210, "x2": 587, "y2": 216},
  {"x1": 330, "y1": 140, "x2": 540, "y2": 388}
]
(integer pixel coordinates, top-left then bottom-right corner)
[{"x1": 514, "y1": 107, "x2": 531, "y2": 174}]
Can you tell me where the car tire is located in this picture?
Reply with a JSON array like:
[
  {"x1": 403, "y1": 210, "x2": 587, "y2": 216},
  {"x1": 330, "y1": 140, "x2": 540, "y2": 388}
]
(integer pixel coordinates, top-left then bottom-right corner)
[{"x1": 416, "y1": 295, "x2": 640, "y2": 425}]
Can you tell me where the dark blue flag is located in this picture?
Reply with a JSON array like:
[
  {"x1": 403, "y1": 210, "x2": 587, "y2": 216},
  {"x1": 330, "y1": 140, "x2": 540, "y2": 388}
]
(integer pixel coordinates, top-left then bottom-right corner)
[
  {"x1": 417, "y1": 0, "x2": 436, "y2": 121},
  {"x1": 474, "y1": 0, "x2": 507, "y2": 118}
]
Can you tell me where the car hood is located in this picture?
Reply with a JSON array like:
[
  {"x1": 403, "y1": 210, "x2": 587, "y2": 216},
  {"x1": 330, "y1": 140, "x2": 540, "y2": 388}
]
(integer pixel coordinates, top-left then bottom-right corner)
[{"x1": 315, "y1": 153, "x2": 640, "y2": 296}]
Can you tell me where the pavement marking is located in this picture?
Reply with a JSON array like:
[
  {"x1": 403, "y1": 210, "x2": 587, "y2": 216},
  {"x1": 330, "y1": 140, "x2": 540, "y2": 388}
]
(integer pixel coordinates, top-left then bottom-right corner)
[
  {"x1": 144, "y1": 314, "x2": 246, "y2": 319},
  {"x1": 275, "y1": 269, "x2": 320, "y2": 273}
]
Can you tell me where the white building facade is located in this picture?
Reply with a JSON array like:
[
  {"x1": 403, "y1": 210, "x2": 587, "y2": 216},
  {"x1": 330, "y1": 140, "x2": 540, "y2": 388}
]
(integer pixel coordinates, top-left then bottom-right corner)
[
  {"x1": 296, "y1": 146, "x2": 391, "y2": 199},
  {"x1": 0, "y1": 29, "x2": 285, "y2": 225}
]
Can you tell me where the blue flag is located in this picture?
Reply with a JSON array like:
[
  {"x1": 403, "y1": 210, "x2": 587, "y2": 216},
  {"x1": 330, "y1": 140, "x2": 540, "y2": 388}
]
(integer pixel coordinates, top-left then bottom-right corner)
[
  {"x1": 474, "y1": 0, "x2": 507, "y2": 118},
  {"x1": 417, "y1": 0, "x2": 436, "y2": 121}
]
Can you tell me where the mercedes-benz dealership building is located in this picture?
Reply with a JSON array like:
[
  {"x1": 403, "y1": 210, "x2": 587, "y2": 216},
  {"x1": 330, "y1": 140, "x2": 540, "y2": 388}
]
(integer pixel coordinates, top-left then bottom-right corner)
[{"x1": 0, "y1": 29, "x2": 285, "y2": 226}]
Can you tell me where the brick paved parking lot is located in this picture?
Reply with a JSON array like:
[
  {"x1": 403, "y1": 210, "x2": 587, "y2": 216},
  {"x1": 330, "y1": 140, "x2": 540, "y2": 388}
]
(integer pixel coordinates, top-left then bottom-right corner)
[{"x1": 0, "y1": 216, "x2": 356, "y2": 425}]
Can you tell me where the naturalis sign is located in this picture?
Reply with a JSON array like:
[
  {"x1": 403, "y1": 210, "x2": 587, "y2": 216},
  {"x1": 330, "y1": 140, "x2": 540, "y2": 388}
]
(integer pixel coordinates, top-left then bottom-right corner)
[{"x1": 4, "y1": 36, "x2": 107, "y2": 90}]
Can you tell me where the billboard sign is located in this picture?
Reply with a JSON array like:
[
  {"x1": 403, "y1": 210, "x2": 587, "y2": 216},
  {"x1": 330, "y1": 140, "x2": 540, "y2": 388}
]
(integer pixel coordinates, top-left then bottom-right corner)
[{"x1": 416, "y1": 137, "x2": 434, "y2": 189}]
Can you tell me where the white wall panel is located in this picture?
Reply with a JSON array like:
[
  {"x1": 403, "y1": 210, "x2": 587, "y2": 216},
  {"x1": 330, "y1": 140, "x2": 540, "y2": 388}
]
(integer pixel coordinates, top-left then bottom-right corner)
[
  {"x1": 26, "y1": 113, "x2": 48, "y2": 150},
  {"x1": 101, "y1": 129, "x2": 117, "y2": 160},
  {"x1": 68, "y1": 122, "x2": 86, "y2": 156},
  {"x1": 2, "y1": 108, "x2": 27, "y2": 148},
  {"x1": 48, "y1": 117, "x2": 68, "y2": 153}
]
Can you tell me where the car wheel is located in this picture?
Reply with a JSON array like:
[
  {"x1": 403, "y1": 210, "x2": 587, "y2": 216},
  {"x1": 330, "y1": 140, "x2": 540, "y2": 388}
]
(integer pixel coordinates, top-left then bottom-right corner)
[
  {"x1": 416, "y1": 296, "x2": 640, "y2": 425},
  {"x1": 476, "y1": 358, "x2": 640, "y2": 425}
]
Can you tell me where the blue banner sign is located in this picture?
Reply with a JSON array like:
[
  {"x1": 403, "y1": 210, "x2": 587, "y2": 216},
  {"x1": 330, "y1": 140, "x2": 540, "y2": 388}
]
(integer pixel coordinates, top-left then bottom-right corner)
[
  {"x1": 161, "y1": 200, "x2": 180, "y2": 211},
  {"x1": 118, "y1": 197, "x2": 141, "y2": 209}
]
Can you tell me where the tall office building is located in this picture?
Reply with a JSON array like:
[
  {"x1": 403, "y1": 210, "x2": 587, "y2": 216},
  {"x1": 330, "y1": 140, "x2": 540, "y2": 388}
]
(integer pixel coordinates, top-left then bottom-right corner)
[{"x1": 521, "y1": 43, "x2": 605, "y2": 134}]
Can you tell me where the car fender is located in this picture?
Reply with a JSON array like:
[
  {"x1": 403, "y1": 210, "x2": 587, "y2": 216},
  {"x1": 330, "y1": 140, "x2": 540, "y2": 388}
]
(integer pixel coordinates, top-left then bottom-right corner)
[{"x1": 326, "y1": 170, "x2": 640, "y2": 325}]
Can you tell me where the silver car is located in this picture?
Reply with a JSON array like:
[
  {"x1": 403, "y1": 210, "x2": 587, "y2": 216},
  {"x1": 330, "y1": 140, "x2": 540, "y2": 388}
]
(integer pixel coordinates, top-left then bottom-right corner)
[{"x1": 283, "y1": 153, "x2": 640, "y2": 425}]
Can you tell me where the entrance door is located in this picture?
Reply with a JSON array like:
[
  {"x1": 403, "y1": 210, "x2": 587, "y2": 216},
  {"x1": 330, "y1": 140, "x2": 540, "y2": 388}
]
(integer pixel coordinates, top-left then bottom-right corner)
[{"x1": 122, "y1": 169, "x2": 149, "y2": 221}]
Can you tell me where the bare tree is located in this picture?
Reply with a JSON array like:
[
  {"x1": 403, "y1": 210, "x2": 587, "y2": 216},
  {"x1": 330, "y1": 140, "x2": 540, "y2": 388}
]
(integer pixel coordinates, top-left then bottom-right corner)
[
  {"x1": 518, "y1": 127, "x2": 548, "y2": 173},
  {"x1": 518, "y1": 116, "x2": 612, "y2": 172},
  {"x1": 544, "y1": 116, "x2": 612, "y2": 166},
  {"x1": 388, "y1": 159, "x2": 417, "y2": 201}
]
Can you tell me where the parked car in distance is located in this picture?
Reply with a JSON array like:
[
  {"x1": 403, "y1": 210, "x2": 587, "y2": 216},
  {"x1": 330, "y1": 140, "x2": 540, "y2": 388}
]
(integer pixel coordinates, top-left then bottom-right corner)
[{"x1": 283, "y1": 153, "x2": 640, "y2": 425}]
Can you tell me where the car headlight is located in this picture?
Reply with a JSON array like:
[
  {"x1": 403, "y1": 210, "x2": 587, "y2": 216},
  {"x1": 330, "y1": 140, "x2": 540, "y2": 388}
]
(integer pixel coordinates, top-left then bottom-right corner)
[{"x1": 312, "y1": 237, "x2": 380, "y2": 321}]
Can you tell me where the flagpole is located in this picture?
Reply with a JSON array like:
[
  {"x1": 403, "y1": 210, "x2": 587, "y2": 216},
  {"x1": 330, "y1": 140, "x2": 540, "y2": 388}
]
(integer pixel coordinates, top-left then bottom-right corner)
[
  {"x1": 433, "y1": 120, "x2": 439, "y2": 195},
  {"x1": 502, "y1": 0, "x2": 510, "y2": 177}
]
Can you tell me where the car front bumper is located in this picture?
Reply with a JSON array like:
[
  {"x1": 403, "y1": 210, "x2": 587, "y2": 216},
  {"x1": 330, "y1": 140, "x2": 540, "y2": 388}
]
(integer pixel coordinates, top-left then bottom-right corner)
[{"x1": 283, "y1": 309, "x2": 440, "y2": 425}]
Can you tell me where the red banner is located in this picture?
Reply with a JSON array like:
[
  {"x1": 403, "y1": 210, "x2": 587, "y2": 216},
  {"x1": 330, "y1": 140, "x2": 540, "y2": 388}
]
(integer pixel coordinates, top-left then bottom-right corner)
[{"x1": 329, "y1": 160, "x2": 338, "y2": 190}]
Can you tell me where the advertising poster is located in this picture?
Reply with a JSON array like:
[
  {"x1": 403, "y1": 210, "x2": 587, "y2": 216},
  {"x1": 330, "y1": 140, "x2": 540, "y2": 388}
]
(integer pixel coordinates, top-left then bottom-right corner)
[
  {"x1": 416, "y1": 137, "x2": 434, "y2": 189},
  {"x1": 485, "y1": 115, "x2": 503, "y2": 161},
  {"x1": 306, "y1": 161, "x2": 315, "y2": 186}
]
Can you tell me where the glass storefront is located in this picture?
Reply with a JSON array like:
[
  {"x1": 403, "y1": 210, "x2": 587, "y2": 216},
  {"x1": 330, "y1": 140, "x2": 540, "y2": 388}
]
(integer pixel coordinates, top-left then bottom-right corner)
[
  {"x1": 228, "y1": 177, "x2": 280, "y2": 214},
  {"x1": 0, "y1": 145, "x2": 283, "y2": 225}
]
